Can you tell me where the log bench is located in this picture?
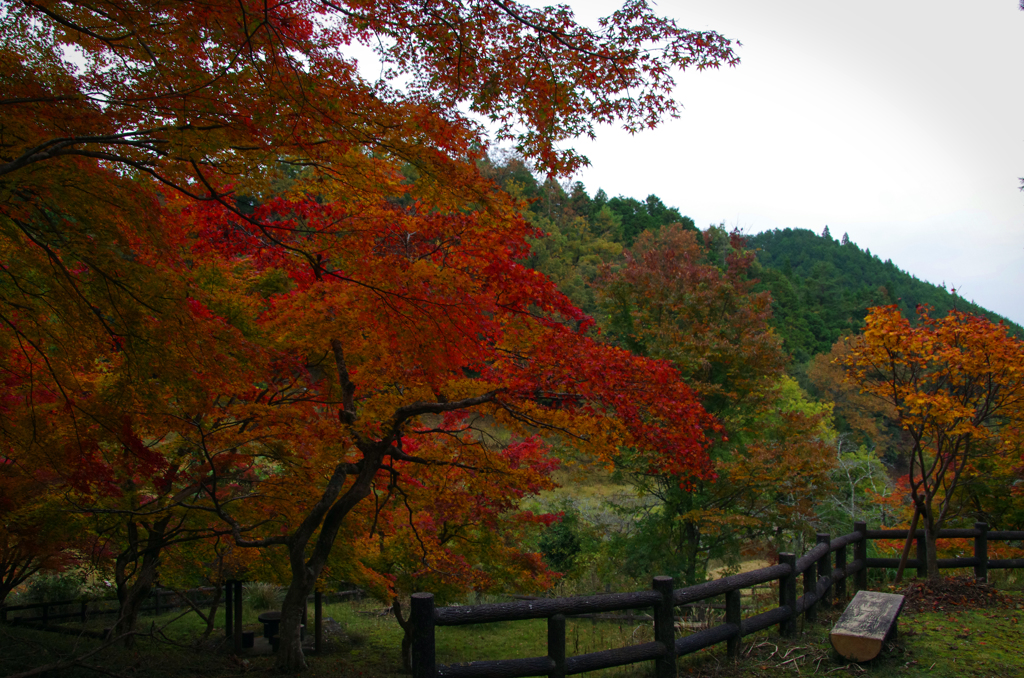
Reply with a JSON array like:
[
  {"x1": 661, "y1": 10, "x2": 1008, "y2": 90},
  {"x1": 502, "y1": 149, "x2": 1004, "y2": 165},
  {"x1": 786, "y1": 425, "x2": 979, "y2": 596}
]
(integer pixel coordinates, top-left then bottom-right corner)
[{"x1": 830, "y1": 590, "x2": 905, "y2": 662}]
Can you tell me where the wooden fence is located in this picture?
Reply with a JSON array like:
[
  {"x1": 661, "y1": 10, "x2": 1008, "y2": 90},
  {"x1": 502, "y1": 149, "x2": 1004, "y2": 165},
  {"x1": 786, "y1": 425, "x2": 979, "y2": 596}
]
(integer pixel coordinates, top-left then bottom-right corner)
[
  {"x1": 410, "y1": 521, "x2": 1024, "y2": 678},
  {"x1": 0, "y1": 586, "x2": 219, "y2": 627},
  {"x1": 1, "y1": 581, "x2": 361, "y2": 653}
]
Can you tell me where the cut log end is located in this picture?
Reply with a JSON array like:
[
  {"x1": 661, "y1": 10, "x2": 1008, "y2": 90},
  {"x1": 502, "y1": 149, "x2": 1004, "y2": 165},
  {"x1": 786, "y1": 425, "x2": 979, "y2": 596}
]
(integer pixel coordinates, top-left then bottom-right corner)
[
  {"x1": 830, "y1": 632, "x2": 884, "y2": 662},
  {"x1": 830, "y1": 591, "x2": 904, "y2": 663}
]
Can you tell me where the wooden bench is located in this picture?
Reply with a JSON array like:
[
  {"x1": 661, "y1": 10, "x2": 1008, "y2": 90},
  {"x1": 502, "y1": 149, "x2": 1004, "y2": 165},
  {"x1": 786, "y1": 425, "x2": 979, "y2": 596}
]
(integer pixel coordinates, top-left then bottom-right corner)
[{"x1": 830, "y1": 590, "x2": 905, "y2": 662}]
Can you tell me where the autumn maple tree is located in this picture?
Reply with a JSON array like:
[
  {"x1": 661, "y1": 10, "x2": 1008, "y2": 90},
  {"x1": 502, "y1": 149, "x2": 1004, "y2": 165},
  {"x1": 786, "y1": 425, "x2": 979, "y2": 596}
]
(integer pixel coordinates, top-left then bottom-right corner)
[
  {"x1": 170, "y1": 188, "x2": 719, "y2": 668},
  {"x1": 2, "y1": 0, "x2": 739, "y2": 670},
  {"x1": 600, "y1": 225, "x2": 787, "y2": 418},
  {"x1": 596, "y1": 225, "x2": 834, "y2": 583},
  {"x1": 840, "y1": 305, "x2": 1024, "y2": 580}
]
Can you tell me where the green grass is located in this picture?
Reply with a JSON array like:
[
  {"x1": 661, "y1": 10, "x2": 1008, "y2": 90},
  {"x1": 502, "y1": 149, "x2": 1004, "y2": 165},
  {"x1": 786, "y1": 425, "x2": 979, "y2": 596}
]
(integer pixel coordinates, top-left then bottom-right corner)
[
  {"x1": 2, "y1": 588, "x2": 1023, "y2": 677},
  {"x1": 676, "y1": 590, "x2": 1024, "y2": 678}
]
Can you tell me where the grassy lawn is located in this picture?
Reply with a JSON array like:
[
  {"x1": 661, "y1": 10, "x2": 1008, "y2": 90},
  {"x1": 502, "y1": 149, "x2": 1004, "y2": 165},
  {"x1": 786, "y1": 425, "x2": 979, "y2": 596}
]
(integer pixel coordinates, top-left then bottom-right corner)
[
  {"x1": 676, "y1": 590, "x2": 1024, "y2": 678},
  {"x1": 2, "y1": 585, "x2": 1022, "y2": 677}
]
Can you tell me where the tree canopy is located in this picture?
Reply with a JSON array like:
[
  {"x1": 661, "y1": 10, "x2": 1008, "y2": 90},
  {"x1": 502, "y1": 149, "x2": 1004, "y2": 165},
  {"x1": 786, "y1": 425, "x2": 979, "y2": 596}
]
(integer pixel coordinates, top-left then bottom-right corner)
[
  {"x1": 1, "y1": 0, "x2": 739, "y2": 669},
  {"x1": 840, "y1": 305, "x2": 1024, "y2": 579}
]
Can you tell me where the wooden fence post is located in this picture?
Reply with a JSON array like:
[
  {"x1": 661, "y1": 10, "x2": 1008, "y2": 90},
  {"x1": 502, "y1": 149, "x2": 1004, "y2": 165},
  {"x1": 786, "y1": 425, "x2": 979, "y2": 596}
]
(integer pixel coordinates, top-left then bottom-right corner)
[
  {"x1": 411, "y1": 593, "x2": 435, "y2": 678},
  {"x1": 653, "y1": 576, "x2": 676, "y2": 678},
  {"x1": 817, "y1": 533, "x2": 832, "y2": 610},
  {"x1": 225, "y1": 580, "x2": 233, "y2": 638},
  {"x1": 854, "y1": 522, "x2": 868, "y2": 592},
  {"x1": 726, "y1": 589, "x2": 742, "y2": 659},
  {"x1": 315, "y1": 591, "x2": 323, "y2": 653},
  {"x1": 548, "y1": 613, "x2": 566, "y2": 678},
  {"x1": 779, "y1": 553, "x2": 797, "y2": 638},
  {"x1": 803, "y1": 553, "x2": 817, "y2": 624},
  {"x1": 233, "y1": 580, "x2": 243, "y2": 653},
  {"x1": 975, "y1": 522, "x2": 989, "y2": 583},
  {"x1": 835, "y1": 542, "x2": 847, "y2": 601}
]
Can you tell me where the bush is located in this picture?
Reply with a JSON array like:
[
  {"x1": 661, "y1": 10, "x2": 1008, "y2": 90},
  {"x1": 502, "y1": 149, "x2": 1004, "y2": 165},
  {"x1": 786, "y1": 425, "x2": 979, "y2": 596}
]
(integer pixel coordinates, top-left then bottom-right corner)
[
  {"x1": 539, "y1": 502, "x2": 583, "y2": 574},
  {"x1": 27, "y1": 573, "x2": 84, "y2": 603},
  {"x1": 243, "y1": 581, "x2": 282, "y2": 610}
]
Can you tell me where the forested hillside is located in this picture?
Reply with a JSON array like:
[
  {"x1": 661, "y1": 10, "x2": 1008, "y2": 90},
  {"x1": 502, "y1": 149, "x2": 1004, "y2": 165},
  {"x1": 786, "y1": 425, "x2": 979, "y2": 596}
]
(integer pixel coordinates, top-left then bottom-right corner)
[
  {"x1": 749, "y1": 227, "x2": 1022, "y2": 362},
  {"x1": 491, "y1": 158, "x2": 1022, "y2": 367}
]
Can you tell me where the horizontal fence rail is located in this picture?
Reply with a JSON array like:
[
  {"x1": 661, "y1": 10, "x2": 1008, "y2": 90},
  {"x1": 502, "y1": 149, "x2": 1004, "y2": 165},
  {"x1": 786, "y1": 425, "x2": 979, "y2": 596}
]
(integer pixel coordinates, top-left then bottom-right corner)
[
  {"x1": 1, "y1": 580, "x2": 363, "y2": 655},
  {"x1": 411, "y1": 521, "x2": 1024, "y2": 678},
  {"x1": 0, "y1": 581, "x2": 362, "y2": 654},
  {"x1": 0, "y1": 586, "x2": 221, "y2": 625}
]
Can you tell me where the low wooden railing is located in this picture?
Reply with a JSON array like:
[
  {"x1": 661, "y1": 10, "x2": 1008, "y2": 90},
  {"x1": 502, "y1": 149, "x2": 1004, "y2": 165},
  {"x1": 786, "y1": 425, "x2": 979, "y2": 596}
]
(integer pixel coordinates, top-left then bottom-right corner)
[
  {"x1": 410, "y1": 521, "x2": 1024, "y2": 678},
  {"x1": 1, "y1": 581, "x2": 362, "y2": 653},
  {"x1": 0, "y1": 586, "x2": 219, "y2": 626}
]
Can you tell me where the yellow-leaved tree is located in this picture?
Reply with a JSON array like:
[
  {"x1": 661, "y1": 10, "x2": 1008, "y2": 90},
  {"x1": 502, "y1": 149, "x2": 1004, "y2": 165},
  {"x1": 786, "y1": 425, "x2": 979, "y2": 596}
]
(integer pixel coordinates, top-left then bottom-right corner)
[{"x1": 840, "y1": 305, "x2": 1024, "y2": 580}]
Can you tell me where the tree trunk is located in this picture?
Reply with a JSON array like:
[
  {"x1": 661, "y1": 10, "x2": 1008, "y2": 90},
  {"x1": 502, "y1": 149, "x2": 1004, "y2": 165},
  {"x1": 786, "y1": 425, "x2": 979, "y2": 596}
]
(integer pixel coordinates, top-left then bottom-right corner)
[
  {"x1": 278, "y1": 570, "x2": 315, "y2": 671},
  {"x1": 392, "y1": 597, "x2": 414, "y2": 673},
  {"x1": 893, "y1": 505, "x2": 921, "y2": 583},
  {"x1": 275, "y1": 449, "x2": 381, "y2": 671},
  {"x1": 270, "y1": 342, "x2": 487, "y2": 671},
  {"x1": 114, "y1": 576, "x2": 155, "y2": 645},
  {"x1": 112, "y1": 517, "x2": 170, "y2": 646},
  {"x1": 201, "y1": 584, "x2": 223, "y2": 640}
]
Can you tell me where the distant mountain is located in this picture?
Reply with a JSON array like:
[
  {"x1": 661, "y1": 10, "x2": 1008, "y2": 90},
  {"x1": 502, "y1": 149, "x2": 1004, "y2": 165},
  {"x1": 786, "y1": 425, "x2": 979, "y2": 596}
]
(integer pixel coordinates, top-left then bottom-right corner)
[{"x1": 748, "y1": 227, "x2": 1023, "y2": 363}]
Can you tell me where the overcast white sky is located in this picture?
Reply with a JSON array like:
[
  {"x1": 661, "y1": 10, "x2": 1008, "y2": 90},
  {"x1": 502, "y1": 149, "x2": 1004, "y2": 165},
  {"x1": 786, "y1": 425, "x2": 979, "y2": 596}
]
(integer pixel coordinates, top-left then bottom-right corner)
[{"x1": 557, "y1": 0, "x2": 1024, "y2": 325}]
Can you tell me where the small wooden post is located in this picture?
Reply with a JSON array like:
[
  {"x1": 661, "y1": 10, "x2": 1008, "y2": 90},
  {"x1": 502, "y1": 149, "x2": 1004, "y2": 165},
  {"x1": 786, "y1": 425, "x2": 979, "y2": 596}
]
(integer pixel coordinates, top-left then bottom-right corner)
[
  {"x1": 726, "y1": 589, "x2": 742, "y2": 659},
  {"x1": 835, "y1": 543, "x2": 847, "y2": 601},
  {"x1": 548, "y1": 614, "x2": 566, "y2": 678},
  {"x1": 652, "y1": 576, "x2": 676, "y2": 678},
  {"x1": 233, "y1": 580, "x2": 243, "y2": 653},
  {"x1": 225, "y1": 580, "x2": 234, "y2": 638},
  {"x1": 817, "y1": 533, "x2": 832, "y2": 610},
  {"x1": 854, "y1": 522, "x2": 868, "y2": 592},
  {"x1": 314, "y1": 591, "x2": 323, "y2": 653},
  {"x1": 803, "y1": 555, "x2": 817, "y2": 624},
  {"x1": 779, "y1": 553, "x2": 797, "y2": 638},
  {"x1": 410, "y1": 593, "x2": 435, "y2": 678},
  {"x1": 974, "y1": 522, "x2": 989, "y2": 582},
  {"x1": 916, "y1": 532, "x2": 927, "y2": 578}
]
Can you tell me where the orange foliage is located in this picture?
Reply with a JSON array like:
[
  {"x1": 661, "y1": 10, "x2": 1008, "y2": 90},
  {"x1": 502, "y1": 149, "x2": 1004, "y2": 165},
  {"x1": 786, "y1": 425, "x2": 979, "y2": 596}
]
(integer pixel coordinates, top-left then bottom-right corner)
[
  {"x1": 2, "y1": 1, "x2": 739, "y2": 668},
  {"x1": 841, "y1": 305, "x2": 1024, "y2": 578}
]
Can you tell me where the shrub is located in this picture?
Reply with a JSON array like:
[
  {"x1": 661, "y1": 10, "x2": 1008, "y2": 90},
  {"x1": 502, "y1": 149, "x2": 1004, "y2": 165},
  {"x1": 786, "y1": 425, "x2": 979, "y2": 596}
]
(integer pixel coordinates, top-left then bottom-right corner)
[
  {"x1": 539, "y1": 501, "x2": 583, "y2": 574},
  {"x1": 27, "y1": 573, "x2": 84, "y2": 603},
  {"x1": 243, "y1": 581, "x2": 282, "y2": 610}
]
